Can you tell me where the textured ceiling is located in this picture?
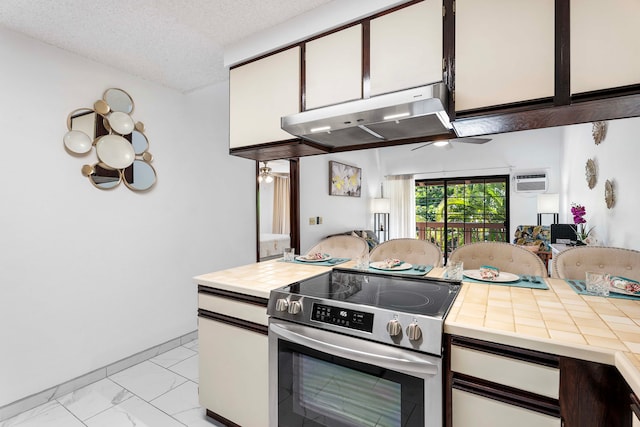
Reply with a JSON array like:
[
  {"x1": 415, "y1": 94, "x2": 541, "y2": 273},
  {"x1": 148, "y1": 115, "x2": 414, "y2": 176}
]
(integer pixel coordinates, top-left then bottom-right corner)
[{"x1": 0, "y1": 0, "x2": 333, "y2": 92}]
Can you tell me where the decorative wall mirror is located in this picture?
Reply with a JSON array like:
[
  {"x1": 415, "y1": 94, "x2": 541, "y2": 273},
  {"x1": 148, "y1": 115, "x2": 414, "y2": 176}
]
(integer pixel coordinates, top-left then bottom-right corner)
[
  {"x1": 256, "y1": 159, "x2": 300, "y2": 261},
  {"x1": 64, "y1": 88, "x2": 156, "y2": 191},
  {"x1": 605, "y1": 179, "x2": 615, "y2": 209},
  {"x1": 585, "y1": 158, "x2": 597, "y2": 189},
  {"x1": 592, "y1": 121, "x2": 607, "y2": 145}
]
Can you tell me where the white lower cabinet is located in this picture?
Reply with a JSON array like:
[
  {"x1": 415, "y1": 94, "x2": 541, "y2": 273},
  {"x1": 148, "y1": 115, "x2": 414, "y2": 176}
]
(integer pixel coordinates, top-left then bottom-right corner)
[
  {"x1": 451, "y1": 345, "x2": 559, "y2": 399},
  {"x1": 452, "y1": 389, "x2": 561, "y2": 427},
  {"x1": 199, "y1": 316, "x2": 269, "y2": 427},
  {"x1": 448, "y1": 337, "x2": 561, "y2": 427}
]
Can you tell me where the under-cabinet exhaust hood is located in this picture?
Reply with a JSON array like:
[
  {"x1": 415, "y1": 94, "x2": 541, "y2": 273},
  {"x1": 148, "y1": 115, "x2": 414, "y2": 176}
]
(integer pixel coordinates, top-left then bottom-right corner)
[{"x1": 281, "y1": 82, "x2": 453, "y2": 147}]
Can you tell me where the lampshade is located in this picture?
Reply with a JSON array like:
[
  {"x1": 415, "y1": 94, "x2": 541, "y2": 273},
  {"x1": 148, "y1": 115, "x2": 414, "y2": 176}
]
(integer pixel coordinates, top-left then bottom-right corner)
[
  {"x1": 537, "y1": 193, "x2": 559, "y2": 213},
  {"x1": 371, "y1": 198, "x2": 390, "y2": 214}
]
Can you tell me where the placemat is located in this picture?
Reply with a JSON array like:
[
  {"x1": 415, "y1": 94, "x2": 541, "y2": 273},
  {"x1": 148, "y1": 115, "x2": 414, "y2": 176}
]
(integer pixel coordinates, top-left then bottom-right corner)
[
  {"x1": 280, "y1": 257, "x2": 350, "y2": 266},
  {"x1": 366, "y1": 265, "x2": 434, "y2": 276},
  {"x1": 463, "y1": 275, "x2": 549, "y2": 290},
  {"x1": 565, "y1": 279, "x2": 640, "y2": 301}
]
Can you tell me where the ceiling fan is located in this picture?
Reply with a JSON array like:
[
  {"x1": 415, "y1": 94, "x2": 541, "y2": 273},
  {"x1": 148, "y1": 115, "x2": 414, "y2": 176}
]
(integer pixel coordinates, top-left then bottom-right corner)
[{"x1": 410, "y1": 137, "x2": 492, "y2": 151}]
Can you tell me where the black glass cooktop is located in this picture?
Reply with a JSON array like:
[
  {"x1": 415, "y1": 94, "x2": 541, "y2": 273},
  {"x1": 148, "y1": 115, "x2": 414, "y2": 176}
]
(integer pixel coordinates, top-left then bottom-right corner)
[{"x1": 283, "y1": 268, "x2": 460, "y2": 318}]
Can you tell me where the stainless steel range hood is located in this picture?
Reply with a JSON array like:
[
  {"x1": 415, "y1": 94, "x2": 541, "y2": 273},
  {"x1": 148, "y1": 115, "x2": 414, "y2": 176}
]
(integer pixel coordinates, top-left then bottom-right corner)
[{"x1": 281, "y1": 82, "x2": 452, "y2": 147}]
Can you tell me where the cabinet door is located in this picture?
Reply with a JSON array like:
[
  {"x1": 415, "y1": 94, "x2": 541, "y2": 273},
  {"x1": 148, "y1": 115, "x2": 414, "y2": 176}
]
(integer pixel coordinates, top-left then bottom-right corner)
[
  {"x1": 199, "y1": 317, "x2": 268, "y2": 427},
  {"x1": 571, "y1": 0, "x2": 640, "y2": 94},
  {"x1": 455, "y1": 0, "x2": 555, "y2": 111},
  {"x1": 452, "y1": 389, "x2": 561, "y2": 427},
  {"x1": 451, "y1": 345, "x2": 559, "y2": 399},
  {"x1": 305, "y1": 25, "x2": 362, "y2": 109},
  {"x1": 369, "y1": 0, "x2": 443, "y2": 96},
  {"x1": 229, "y1": 47, "x2": 300, "y2": 148}
]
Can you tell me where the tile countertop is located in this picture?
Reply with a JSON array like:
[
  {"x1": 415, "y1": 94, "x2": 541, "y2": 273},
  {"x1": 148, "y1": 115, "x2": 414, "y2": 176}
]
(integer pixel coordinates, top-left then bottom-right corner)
[
  {"x1": 193, "y1": 259, "x2": 356, "y2": 299},
  {"x1": 435, "y1": 267, "x2": 640, "y2": 397},
  {"x1": 194, "y1": 262, "x2": 640, "y2": 396}
]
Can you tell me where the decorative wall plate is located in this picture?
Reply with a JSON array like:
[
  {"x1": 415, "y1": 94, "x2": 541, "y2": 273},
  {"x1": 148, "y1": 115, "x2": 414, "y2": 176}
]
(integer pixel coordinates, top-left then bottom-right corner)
[
  {"x1": 605, "y1": 179, "x2": 615, "y2": 209},
  {"x1": 592, "y1": 121, "x2": 607, "y2": 145},
  {"x1": 585, "y1": 158, "x2": 597, "y2": 189}
]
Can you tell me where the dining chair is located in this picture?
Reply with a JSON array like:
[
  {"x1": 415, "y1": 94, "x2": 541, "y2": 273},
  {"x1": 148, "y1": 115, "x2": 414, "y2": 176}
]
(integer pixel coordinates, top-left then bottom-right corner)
[
  {"x1": 305, "y1": 235, "x2": 369, "y2": 260},
  {"x1": 369, "y1": 238, "x2": 443, "y2": 267},
  {"x1": 552, "y1": 246, "x2": 640, "y2": 281},
  {"x1": 448, "y1": 241, "x2": 548, "y2": 277}
]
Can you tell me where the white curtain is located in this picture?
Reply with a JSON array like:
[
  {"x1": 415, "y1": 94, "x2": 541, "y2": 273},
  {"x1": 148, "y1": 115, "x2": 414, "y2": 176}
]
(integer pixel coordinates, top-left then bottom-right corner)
[
  {"x1": 386, "y1": 175, "x2": 416, "y2": 239},
  {"x1": 272, "y1": 176, "x2": 290, "y2": 234}
]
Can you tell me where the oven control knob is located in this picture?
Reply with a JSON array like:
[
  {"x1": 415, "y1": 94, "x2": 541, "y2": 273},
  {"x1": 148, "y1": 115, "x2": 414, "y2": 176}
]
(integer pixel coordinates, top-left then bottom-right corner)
[
  {"x1": 386, "y1": 319, "x2": 402, "y2": 337},
  {"x1": 275, "y1": 299, "x2": 289, "y2": 312},
  {"x1": 288, "y1": 300, "x2": 302, "y2": 315},
  {"x1": 406, "y1": 323, "x2": 422, "y2": 341}
]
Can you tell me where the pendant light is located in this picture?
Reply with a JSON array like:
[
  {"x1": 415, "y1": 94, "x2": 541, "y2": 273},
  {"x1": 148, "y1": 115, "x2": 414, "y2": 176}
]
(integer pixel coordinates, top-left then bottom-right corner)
[{"x1": 258, "y1": 162, "x2": 274, "y2": 184}]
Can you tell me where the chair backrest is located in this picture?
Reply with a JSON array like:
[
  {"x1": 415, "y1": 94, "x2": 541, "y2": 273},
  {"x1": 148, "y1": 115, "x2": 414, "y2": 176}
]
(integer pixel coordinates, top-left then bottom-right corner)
[
  {"x1": 305, "y1": 235, "x2": 369, "y2": 260},
  {"x1": 552, "y1": 246, "x2": 640, "y2": 281},
  {"x1": 449, "y1": 241, "x2": 548, "y2": 277},
  {"x1": 370, "y1": 238, "x2": 443, "y2": 267}
]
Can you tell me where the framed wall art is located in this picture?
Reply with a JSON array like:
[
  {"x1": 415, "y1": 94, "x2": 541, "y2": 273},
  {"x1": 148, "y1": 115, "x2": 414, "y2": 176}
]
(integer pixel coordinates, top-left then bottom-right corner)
[{"x1": 329, "y1": 161, "x2": 361, "y2": 197}]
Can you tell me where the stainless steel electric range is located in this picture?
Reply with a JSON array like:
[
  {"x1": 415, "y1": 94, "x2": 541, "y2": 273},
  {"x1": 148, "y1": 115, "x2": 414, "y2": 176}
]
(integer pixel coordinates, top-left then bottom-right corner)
[{"x1": 267, "y1": 268, "x2": 461, "y2": 427}]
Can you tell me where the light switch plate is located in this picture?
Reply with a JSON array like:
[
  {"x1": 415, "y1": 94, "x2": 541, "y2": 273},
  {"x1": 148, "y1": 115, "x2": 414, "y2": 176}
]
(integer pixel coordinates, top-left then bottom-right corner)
[{"x1": 309, "y1": 217, "x2": 316, "y2": 225}]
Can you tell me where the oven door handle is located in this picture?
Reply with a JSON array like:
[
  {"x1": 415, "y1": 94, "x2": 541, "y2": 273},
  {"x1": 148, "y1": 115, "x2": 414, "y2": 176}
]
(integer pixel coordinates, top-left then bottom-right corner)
[{"x1": 270, "y1": 321, "x2": 439, "y2": 377}]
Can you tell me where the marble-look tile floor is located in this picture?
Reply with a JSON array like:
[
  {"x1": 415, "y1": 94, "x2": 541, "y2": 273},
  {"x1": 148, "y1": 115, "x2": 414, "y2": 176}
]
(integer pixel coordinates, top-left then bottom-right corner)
[{"x1": 0, "y1": 340, "x2": 223, "y2": 427}]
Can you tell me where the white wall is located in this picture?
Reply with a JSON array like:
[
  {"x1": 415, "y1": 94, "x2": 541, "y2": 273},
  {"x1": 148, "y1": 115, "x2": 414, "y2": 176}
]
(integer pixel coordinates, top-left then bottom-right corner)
[
  {"x1": 377, "y1": 127, "x2": 564, "y2": 240},
  {"x1": 0, "y1": 27, "x2": 255, "y2": 407},
  {"x1": 299, "y1": 150, "x2": 382, "y2": 253},
  {"x1": 561, "y1": 117, "x2": 640, "y2": 248}
]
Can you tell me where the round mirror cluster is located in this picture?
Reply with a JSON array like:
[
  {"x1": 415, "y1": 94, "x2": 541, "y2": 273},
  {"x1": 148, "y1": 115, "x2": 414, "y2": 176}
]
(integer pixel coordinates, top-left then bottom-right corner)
[{"x1": 63, "y1": 88, "x2": 156, "y2": 191}]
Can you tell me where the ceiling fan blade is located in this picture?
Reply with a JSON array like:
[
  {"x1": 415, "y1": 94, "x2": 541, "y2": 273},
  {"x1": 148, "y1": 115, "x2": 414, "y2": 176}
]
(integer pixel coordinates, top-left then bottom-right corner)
[
  {"x1": 450, "y1": 137, "x2": 492, "y2": 144},
  {"x1": 410, "y1": 142, "x2": 435, "y2": 151}
]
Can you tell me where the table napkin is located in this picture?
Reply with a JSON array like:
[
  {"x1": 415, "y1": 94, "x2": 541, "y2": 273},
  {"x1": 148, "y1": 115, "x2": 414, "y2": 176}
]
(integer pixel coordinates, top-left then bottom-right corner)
[
  {"x1": 280, "y1": 257, "x2": 350, "y2": 266},
  {"x1": 463, "y1": 275, "x2": 549, "y2": 290},
  {"x1": 565, "y1": 279, "x2": 640, "y2": 301},
  {"x1": 366, "y1": 264, "x2": 434, "y2": 276}
]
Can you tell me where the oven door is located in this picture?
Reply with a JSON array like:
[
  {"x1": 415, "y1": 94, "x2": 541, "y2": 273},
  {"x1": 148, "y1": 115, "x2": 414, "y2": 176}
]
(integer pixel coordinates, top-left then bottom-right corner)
[{"x1": 269, "y1": 318, "x2": 442, "y2": 427}]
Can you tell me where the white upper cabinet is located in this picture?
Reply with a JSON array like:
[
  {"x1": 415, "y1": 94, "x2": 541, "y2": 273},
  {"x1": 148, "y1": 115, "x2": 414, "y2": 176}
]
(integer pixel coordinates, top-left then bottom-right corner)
[
  {"x1": 369, "y1": 0, "x2": 443, "y2": 96},
  {"x1": 455, "y1": 0, "x2": 555, "y2": 111},
  {"x1": 571, "y1": 0, "x2": 640, "y2": 94},
  {"x1": 229, "y1": 47, "x2": 300, "y2": 148},
  {"x1": 305, "y1": 25, "x2": 362, "y2": 110}
]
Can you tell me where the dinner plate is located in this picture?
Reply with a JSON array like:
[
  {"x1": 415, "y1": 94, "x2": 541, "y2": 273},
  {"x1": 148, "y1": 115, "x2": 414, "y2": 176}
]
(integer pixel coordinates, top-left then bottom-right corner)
[
  {"x1": 609, "y1": 287, "x2": 639, "y2": 296},
  {"x1": 609, "y1": 284, "x2": 640, "y2": 296},
  {"x1": 463, "y1": 269, "x2": 520, "y2": 283},
  {"x1": 609, "y1": 277, "x2": 640, "y2": 296},
  {"x1": 295, "y1": 254, "x2": 331, "y2": 262},
  {"x1": 369, "y1": 261, "x2": 413, "y2": 271}
]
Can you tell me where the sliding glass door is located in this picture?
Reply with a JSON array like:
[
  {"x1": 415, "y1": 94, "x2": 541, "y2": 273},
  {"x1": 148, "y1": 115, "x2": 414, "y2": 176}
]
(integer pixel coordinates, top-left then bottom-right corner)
[{"x1": 416, "y1": 175, "x2": 509, "y2": 261}]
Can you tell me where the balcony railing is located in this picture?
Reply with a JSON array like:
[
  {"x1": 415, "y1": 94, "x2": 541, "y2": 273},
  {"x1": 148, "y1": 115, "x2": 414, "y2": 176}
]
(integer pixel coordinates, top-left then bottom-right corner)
[{"x1": 416, "y1": 221, "x2": 507, "y2": 253}]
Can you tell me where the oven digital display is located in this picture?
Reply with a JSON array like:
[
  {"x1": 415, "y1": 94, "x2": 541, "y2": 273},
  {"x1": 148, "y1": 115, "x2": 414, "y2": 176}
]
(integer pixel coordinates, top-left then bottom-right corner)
[{"x1": 311, "y1": 303, "x2": 374, "y2": 332}]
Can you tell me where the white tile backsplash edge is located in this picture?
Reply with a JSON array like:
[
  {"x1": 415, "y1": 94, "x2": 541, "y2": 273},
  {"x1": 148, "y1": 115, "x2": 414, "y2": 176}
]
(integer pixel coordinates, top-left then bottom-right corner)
[{"x1": 0, "y1": 330, "x2": 198, "y2": 422}]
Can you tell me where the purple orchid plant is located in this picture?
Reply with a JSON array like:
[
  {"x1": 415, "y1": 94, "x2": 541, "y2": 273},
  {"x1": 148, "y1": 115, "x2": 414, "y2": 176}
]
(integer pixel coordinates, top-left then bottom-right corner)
[{"x1": 571, "y1": 203, "x2": 594, "y2": 243}]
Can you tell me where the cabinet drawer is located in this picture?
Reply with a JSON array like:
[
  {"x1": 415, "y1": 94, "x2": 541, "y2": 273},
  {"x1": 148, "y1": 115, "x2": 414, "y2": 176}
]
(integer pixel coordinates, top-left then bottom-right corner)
[
  {"x1": 198, "y1": 293, "x2": 268, "y2": 326},
  {"x1": 451, "y1": 345, "x2": 559, "y2": 399},
  {"x1": 452, "y1": 389, "x2": 561, "y2": 427},
  {"x1": 199, "y1": 316, "x2": 268, "y2": 427}
]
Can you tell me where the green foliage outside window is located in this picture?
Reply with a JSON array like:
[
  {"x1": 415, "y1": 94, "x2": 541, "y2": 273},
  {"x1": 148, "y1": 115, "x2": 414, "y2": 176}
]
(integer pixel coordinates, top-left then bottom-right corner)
[{"x1": 416, "y1": 178, "x2": 508, "y2": 253}]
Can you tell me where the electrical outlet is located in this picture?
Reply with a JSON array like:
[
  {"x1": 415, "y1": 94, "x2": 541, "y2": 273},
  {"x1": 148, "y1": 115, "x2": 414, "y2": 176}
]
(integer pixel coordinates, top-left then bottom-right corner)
[
  {"x1": 317, "y1": 216, "x2": 322, "y2": 224},
  {"x1": 309, "y1": 217, "x2": 316, "y2": 225}
]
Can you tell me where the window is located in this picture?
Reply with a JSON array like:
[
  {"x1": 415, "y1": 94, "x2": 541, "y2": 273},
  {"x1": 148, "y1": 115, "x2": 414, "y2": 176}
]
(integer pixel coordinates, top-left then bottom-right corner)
[{"x1": 416, "y1": 175, "x2": 509, "y2": 262}]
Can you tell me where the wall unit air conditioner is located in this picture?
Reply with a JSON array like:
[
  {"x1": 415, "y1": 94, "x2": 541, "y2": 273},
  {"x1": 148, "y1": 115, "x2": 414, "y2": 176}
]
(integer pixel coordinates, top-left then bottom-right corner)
[{"x1": 513, "y1": 172, "x2": 548, "y2": 193}]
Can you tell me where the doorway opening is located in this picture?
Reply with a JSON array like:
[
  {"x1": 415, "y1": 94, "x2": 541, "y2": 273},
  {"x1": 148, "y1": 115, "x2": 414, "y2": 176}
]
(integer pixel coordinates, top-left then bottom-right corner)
[{"x1": 415, "y1": 175, "x2": 510, "y2": 263}]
